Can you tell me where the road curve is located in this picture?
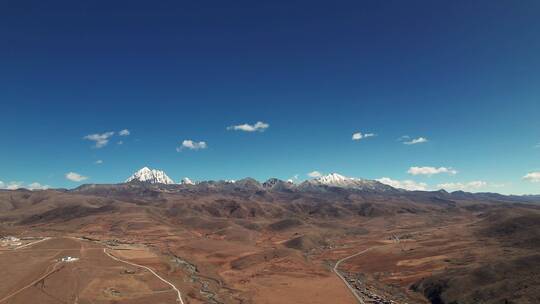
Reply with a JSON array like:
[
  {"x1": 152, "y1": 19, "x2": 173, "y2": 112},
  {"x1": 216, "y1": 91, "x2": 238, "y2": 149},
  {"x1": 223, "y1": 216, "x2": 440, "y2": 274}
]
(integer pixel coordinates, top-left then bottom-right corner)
[
  {"x1": 103, "y1": 248, "x2": 185, "y2": 304},
  {"x1": 333, "y1": 247, "x2": 379, "y2": 304}
]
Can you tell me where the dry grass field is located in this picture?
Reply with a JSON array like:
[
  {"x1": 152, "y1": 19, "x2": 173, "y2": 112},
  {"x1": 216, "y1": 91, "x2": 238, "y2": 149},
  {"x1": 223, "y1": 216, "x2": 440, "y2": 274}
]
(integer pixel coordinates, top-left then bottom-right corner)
[{"x1": 1, "y1": 185, "x2": 539, "y2": 303}]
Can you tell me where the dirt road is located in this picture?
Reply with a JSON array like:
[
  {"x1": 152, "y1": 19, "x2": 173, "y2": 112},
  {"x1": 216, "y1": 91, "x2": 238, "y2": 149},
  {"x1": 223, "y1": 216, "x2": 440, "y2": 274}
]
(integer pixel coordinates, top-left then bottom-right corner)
[
  {"x1": 103, "y1": 248, "x2": 185, "y2": 304},
  {"x1": 0, "y1": 262, "x2": 61, "y2": 303},
  {"x1": 333, "y1": 246, "x2": 380, "y2": 304}
]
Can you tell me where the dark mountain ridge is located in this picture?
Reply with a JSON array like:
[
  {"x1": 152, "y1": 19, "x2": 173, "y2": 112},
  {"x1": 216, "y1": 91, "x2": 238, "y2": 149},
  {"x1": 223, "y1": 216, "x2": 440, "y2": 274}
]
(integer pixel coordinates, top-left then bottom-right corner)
[{"x1": 67, "y1": 179, "x2": 540, "y2": 206}]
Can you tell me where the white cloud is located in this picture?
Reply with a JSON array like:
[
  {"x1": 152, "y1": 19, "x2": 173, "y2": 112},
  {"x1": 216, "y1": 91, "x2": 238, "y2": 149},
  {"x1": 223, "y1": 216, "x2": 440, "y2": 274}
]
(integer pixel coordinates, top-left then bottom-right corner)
[
  {"x1": 117, "y1": 141, "x2": 123, "y2": 145},
  {"x1": 437, "y1": 181, "x2": 488, "y2": 191},
  {"x1": 6, "y1": 182, "x2": 22, "y2": 190},
  {"x1": 523, "y1": 172, "x2": 540, "y2": 182},
  {"x1": 308, "y1": 171, "x2": 322, "y2": 178},
  {"x1": 227, "y1": 121, "x2": 269, "y2": 132},
  {"x1": 404, "y1": 137, "x2": 428, "y2": 145},
  {"x1": 95, "y1": 160, "x2": 103, "y2": 165},
  {"x1": 177, "y1": 140, "x2": 207, "y2": 151},
  {"x1": 408, "y1": 166, "x2": 457, "y2": 176},
  {"x1": 65, "y1": 172, "x2": 88, "y2": 182},
  {"x1": 352, "y1": 132, "x2": 376, "y2": 141},
  {"x1": 4, "y1": 182, "x2": 23, "y2": 190},
  {"x1": 27, "y1": 182, "x2": 49, "y2": 190},
  {"x1": 84, "y1": 131, "x2": 114, "y2": 148},
  {"x1": 119, "y1": 129, "x2": 130, "y2": 136},
  {"x1": 0, "y1": 181, "x2": 50, "y2": 190},
  {"x1": 377, "y1": 177, "x2": 428, "y2": 191}
]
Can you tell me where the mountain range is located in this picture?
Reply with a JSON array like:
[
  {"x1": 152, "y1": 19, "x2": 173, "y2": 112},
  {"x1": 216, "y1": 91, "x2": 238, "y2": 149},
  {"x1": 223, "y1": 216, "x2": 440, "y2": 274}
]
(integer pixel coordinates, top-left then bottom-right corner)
[
  {"x1": 2, "y1": 167, "x2": 539, "y2": 304},
  {"x1": 118, "y1": 167, "x2": 539, "y2": 204},
  {"x1": 125, "y1": 167, "x2": 398, "y2": 192},
  {"x1": 0, "y1": 166, "x2": 526, "y2": 203}
]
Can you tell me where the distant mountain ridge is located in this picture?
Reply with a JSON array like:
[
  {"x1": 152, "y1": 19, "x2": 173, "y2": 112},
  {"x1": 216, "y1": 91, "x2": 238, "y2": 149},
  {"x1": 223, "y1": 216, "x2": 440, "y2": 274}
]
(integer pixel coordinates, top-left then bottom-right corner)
[
  {"x1": 123, "y1": 168, "x2": 395, "y2": 193},
  {"x1": 101, "y1": 167, "x2": 540, "y2": 204},
  {"x1": 299, "y1": 173, "x2": 396, "y2": 192}
]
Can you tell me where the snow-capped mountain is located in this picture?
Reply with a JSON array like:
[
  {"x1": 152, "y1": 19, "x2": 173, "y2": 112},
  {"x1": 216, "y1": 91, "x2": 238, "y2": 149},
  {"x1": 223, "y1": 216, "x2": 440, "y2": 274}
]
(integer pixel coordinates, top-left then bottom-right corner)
[
  {"x1": 180, "y1": 177, "x2": 195, "y2": 185},
  {"x1": 125, "y1": 167, "x2": 175, "y2": 184},
  {"x1": 312, "y1": 173, "x2": 352, "y2": 186},
  {"x1": 301, "y1": 173, "x2": 395, "y2": 192},
  {"x1": 123, "y1": 168, "x2": 394, "y2": 191}
]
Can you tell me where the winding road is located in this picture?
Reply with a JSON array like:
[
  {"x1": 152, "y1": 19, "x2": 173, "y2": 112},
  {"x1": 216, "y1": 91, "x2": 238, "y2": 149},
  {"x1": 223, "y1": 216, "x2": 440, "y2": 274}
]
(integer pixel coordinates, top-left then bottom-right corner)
[
  {"x1": 103, "y1": 248, "x2": 185, "y2": 304},
  {"x1": 2, "y1": 237, "x2": 185, "y2": 304}
]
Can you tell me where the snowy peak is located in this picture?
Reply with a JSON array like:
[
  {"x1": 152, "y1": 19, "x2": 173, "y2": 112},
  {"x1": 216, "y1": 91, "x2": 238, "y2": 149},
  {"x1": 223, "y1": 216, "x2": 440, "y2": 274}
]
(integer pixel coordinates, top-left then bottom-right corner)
[
  {"x1": 122, "y1": 168, "x2": 394, "y2": 191},
  {"x1": 126, "y1": 167, "x2": 175, "y2": 184},
  {"x1": 304, "y1": 173, "x2": 395, "y2": 192},
  {"x1": 313, "y1": 173, "x2": 350, "y2": 185}
]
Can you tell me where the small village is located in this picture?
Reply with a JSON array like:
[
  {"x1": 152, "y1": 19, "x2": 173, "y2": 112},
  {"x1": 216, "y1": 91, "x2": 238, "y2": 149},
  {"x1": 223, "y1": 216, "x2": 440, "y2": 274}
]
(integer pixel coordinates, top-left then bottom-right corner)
[{"x1": 0, "y1": 236, "x2": 22, "y2": 247}]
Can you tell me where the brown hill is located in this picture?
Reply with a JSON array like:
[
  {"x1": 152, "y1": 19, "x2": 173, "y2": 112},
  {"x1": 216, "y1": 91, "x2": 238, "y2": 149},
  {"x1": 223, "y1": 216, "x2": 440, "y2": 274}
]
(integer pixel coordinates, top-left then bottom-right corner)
[{"x1": 1, "y1": 183, "x2": 540, "y2": 304}]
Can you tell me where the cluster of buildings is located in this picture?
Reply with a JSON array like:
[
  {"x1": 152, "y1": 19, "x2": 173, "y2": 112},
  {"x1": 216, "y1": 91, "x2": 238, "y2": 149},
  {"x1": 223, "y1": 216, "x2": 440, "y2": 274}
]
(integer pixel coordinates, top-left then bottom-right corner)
[{"x1": 0, "y1": 236, "x2": 22, "y2": 247}]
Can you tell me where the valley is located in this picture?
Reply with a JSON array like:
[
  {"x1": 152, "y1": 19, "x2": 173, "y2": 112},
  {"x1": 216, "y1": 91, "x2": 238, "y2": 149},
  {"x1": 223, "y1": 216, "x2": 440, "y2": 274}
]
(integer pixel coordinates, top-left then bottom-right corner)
[
  {"x1": 1, "y1": 174, "x2": 539, "y2": 303},
  {"x1": 4, "y1": 2, "x2": 539, "y2": 303}
]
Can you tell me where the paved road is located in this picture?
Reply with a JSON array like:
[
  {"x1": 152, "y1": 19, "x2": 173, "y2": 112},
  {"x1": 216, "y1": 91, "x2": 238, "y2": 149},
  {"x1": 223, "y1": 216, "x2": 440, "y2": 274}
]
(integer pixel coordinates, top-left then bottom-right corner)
[
  {"x1": 333, "y1": 247, "x2": 379, "y2": 304},
  {"x1": 103, "y1": 248, "x2": 185, "y2": 304}
]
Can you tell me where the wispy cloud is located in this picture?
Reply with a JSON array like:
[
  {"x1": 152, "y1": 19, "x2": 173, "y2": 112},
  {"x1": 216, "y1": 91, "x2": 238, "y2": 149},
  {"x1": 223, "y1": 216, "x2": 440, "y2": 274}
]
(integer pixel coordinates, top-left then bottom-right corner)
[
  {"x1": 84, "y1": 131, "x2": 115, "y2": 148},
  {"x1": 26, "y1": 182, "x2": 50, "y2": 190},
  {"x1": 398, "y1": 135, "x2": 410, "y2": 141},
  {"x1": 177, "y1": 140, "x2": 207, "y2": 151},
  {"x1": 3, "y1": 181, "x2": 23, "y2": 190},
  {"x1": 95, "y1": 160, "x2": 103, "y2": 165},
  {"x1": 408, "y1": 166, "x2": 457, "y2": 176},
  {"x1": 399, "y1": 135, "x2": 428, "y2": 145},
  {"x1": 65, "y1": 172, "x2": 88, "y2": 182},
  {"x1": 437, "y1": 181, "x2": 487, "y2": 191},
  {"x1": 523, "y1": 171, "x2": 540, "y2": 182},
  {"x1": 377, "y1": 177, "x2": 428, "y2": 191},
  {"x1": 352, "y1": 132, "x2": 376, "y2": 141},
  {"x1": 308, "y1": 171, "x2": 322, "y2": 178},
  {"x1": 227, "y1": 121, "x2": 269, "y2": 132},
  {"x1": 0, "y1": 181, "x2": 48, "y2": 190},
  {"x1": 119, "y1": 129, "x2": 130, "y2": 136},
  {"x1": 404, "y1": 137, "x2": 428, "y2": 145}
]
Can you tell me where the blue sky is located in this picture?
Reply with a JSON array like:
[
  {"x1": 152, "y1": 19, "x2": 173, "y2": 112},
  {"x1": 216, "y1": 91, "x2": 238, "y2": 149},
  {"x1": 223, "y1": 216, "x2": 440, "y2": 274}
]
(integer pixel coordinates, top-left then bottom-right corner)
[{"x1": 1, "y1": 1, "x2": 539, "y2": 194}]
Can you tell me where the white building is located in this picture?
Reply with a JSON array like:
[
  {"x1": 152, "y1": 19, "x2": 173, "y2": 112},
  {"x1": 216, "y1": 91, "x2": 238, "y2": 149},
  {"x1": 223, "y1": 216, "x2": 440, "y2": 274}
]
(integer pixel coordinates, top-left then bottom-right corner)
[{"x1": 60, "y1": 256, "x2": 79, "y2": 262}]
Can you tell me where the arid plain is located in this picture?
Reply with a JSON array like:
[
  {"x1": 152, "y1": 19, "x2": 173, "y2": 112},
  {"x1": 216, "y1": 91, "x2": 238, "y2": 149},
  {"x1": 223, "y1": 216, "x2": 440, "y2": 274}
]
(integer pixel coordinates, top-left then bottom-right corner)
[{"x1": 1, "y1": 180, "x2": 539, "y2": 304}]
